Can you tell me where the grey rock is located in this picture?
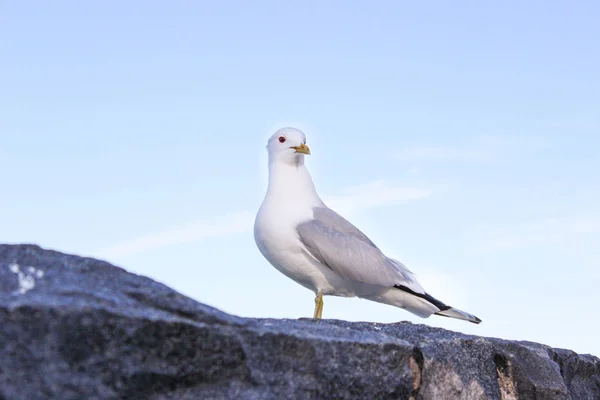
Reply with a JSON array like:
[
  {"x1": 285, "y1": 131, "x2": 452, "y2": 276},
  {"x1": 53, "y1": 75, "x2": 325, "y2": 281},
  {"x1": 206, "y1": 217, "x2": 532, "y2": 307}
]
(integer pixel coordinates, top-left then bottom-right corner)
[{"x1": 0, "y1": 244, "x2": 598, "y2": 400}]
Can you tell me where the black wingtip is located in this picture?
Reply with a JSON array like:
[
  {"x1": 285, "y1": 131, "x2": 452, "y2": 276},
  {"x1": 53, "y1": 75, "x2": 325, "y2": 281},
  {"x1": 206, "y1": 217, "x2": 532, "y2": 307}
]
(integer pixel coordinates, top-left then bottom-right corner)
[
  {"x1": 394, "y1": 285, "x2": 450, "y2": 311},
  {"x1": 434, "y1": 310, "x2": 482, "y2": 324}
]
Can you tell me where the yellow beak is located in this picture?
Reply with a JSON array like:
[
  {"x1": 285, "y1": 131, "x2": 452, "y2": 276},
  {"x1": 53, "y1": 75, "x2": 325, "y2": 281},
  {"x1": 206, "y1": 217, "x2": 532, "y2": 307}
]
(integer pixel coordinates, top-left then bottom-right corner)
[{"x1": 291, "y1": 143, "x2": 311, "y2": 155}]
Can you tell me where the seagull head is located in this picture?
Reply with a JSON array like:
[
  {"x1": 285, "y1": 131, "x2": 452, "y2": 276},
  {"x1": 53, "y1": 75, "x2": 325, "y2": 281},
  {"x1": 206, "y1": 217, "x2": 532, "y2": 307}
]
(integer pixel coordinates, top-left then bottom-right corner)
[{"x1": 266, "y1": 127, "x2": 310, "y2": 165}]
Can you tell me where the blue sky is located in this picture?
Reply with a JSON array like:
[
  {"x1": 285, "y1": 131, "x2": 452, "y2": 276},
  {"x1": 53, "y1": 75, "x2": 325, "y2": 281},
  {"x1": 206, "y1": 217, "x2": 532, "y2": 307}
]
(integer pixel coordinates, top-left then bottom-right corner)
[{"x1": 2, "y1": 1, "x2": 599, "y2": 356}]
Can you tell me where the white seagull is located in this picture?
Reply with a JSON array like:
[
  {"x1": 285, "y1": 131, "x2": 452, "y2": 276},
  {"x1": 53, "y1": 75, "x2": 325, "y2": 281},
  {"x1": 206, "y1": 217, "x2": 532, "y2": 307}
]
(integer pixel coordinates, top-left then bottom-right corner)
[{"x1": 254, "y1": 127, "x2": 481, "y2": 324}]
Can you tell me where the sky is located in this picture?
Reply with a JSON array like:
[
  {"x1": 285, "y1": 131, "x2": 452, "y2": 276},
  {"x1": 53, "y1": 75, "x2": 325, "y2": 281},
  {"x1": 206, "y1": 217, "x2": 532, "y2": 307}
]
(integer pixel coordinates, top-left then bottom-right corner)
[{"x1": 1, "y1": 1, "x2": 599, "y2": 356}]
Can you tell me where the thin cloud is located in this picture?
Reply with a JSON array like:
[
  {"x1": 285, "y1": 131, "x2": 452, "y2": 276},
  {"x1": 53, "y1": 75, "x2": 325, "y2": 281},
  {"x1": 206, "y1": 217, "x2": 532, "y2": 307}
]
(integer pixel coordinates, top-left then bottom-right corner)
[
  {"x1": 396, "y1": 146, "x2": 489, "y2": 163},
  {"x1": 395, "y1": 134, "x2": 552, "y2": 163},
  {"x1": 323, "y1": 180, "x2": 434, "y2": 215},
  {"x1": 95, "y1": 181, "x2": 434, "y2": 259},
  {"x1": 478, "y1": 134, "x2": 553, "y2": 150},
  {"x1": 96, "y1": 211, "x2": 255, "y2": 259},
  {"x1": 476, "y1": 215, "x2": 600, "y2": 252}
]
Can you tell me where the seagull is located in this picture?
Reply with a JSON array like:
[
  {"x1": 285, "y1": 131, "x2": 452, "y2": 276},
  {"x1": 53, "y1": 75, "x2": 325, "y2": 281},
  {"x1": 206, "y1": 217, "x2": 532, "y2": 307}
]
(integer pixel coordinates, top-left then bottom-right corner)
[{"x1": 254, "y1": 127, "x2": 481, "y2": 324}]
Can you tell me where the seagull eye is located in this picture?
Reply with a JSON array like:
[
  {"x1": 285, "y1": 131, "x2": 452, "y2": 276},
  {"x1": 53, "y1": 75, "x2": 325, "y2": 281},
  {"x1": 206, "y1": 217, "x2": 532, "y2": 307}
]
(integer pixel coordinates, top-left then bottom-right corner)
[{"x1": 278, "y1": 136, "x2": 286, "y2": 143}]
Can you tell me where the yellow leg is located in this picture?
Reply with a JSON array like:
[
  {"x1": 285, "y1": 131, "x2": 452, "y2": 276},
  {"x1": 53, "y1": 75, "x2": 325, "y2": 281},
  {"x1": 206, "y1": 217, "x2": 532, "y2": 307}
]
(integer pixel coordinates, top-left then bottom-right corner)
[{"x1": 313, "y1": 291, "x2": 324, "y2": 319}]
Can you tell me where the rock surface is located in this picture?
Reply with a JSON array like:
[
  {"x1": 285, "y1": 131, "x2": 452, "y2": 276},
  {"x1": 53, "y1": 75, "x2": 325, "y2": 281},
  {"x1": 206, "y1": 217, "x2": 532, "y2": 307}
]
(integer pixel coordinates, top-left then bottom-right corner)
[{"x1": 0, "y1": 244, "x2": 598, "y2": 400}]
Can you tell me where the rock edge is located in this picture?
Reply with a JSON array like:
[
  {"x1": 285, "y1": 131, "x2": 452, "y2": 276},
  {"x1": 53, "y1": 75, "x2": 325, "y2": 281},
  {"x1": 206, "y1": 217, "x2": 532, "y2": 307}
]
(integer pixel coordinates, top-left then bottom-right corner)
[{"x1": 0, "y1": 244, "x2": 598, "y2": 400}]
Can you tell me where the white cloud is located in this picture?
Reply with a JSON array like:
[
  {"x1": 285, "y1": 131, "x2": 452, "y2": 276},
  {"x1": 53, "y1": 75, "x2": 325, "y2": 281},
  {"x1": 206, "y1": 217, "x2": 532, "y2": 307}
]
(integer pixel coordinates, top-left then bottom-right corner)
[
  {"x1": 566, "y1": 218, "x2": 600, "y2": 234},
  {"x1": 542, "y1": 117, "x2": 600, "y2": 132},
  {"x1": 323, "y1": 180, "x2": 434, "y2": 215},
  {"x1": 396, "y1": 146, "x2": 489, "y2": 163},
  {"x1": 95, "y1": 211, "x2": 255, "y2": 259},
  {"x1": 95, "y1": 180, "x2": 434, "y2": 259},
  {"x1": 395, "y1": 134, "x2": 551, "y2": 163},
  {"x1": 475, "y1": 215, "x2": 600, "y2": 252},
  {"x1": 478, "y1": 134, "x2": 553, "y2": 150}
]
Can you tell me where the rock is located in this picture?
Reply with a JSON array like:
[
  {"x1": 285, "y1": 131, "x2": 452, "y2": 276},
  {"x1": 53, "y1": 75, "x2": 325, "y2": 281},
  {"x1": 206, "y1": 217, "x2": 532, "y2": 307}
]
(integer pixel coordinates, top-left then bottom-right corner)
[{"x1": 0, "y1": 244, "x2": 598, "y2": 400}]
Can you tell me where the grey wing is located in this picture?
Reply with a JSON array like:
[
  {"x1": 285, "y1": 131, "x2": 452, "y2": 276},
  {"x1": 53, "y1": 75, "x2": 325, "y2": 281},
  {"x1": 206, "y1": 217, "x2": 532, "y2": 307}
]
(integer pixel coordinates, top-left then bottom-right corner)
[
  {"x1": 311, "y1": 207, "x2": 380, "y2": 249},
  {"x1": 297, "y1": 207, "x2": 425, "y2": 293}
]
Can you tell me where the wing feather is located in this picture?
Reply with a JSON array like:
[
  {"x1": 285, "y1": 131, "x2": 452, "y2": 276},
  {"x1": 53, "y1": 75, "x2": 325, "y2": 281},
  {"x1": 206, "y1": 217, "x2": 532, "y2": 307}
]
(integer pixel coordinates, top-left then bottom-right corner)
[{"x1": 297, "y1": 207, "x2": 424, "y2": 293}]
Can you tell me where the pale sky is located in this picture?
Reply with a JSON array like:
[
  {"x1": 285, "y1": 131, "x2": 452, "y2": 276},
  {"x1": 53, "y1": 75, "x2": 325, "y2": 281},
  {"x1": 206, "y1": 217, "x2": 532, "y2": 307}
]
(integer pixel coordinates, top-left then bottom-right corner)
[{"x1": 1, "y1": 1, "x2": 599, "y2": 357}]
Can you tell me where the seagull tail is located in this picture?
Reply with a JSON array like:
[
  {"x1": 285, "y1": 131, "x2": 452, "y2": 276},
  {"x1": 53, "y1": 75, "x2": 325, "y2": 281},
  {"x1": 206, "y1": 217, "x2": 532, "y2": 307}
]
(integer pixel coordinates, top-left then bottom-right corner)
[
  {"x1": 392, "y1": 285, "x2": 482, "y2": 324},
  {"x1": 435, "y1": 307, "x2": 482, "y2": 324}
]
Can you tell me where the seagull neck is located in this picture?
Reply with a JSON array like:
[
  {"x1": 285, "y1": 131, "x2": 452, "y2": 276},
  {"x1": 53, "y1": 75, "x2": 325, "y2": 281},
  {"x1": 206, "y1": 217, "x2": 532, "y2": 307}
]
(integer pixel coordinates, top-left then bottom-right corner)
[{"x1": 267, "y1": 160, "x2": 323, "y2": 205}]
